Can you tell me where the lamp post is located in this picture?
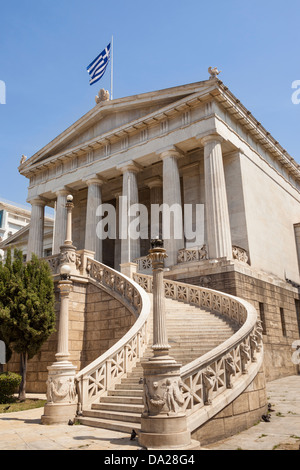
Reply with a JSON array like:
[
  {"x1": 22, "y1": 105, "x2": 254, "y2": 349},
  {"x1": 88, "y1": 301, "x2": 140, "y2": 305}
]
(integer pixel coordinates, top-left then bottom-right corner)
[
  {"x1": 41, "y1": 195, "x2": 78, "y2": 425},
  {"x1": 138, "y1": 239, "x2": 200, "y2": 450}
]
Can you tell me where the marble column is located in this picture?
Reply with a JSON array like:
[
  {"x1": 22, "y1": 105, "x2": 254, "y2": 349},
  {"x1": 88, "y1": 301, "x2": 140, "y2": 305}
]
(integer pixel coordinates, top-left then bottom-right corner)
[
  {"x1": 202, "y1": 135, "x2": 232, "y2": 259},
  {"x1": 139, "y1": 240, "x2": 200, "y2": 451},
  {"x1": 118, "y1": 161, "x2": 140, "y2": 264},
  {"x1": 84, "y1": 176, "x2": 104, "y2": 262},
  {"x1": 42, "y1": 198, "x2": 77, "y2": 425},
  {"x1": 27, "y1": 197, "x2": 46, "y2": 261},
  {"x1": 114, "y1": 189, "x2": 122, "y2": 270},
  {"x1": 160, "y1": 149, "x2": 184, "y2": 268},
  {"x1": 145, "y1": 176, "x2": 163, "y2": 240},
  {"x1": 53, "y1": 189, "x2": 69, "y2": 254}
]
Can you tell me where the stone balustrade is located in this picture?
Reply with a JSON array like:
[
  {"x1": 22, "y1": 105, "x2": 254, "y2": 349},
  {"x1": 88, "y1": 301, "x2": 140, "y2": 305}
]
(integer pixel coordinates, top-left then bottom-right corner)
[
  {"x1": 133, "y1": 255, "x2": 153, "y2": 274},
  {"x1": 75, "y1": 259, "x2": 151, "y2": 411},
  {"x1": 133, "y1": 272, "x2": 263, "y2": 431},
  {"x1": 177, "y1": 245, "x2": 250, "y2": 265}
]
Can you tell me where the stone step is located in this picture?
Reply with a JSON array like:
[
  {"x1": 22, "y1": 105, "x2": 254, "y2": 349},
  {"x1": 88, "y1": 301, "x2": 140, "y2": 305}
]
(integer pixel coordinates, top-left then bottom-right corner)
[
  {"x1": 78, "y1": 289, "x2": 239, "y2": 434},
  {"x1": 115, "y1": 383, "x2": 143, "y2": 390},
  {"x1": 93, "y1": 402, "x2": 144, "y2": 414},
  {"x1": 83, "y1": 408, "x2": 142, "y2": 424},
  {"x1": 108, "y1": 389, "x2": 144, "y2": 397},
  {"x1": 79, "y1": 416, "x2": 141, "y2": 434},
  {"x1": 101, "y1": 395, "x2": 143, "y2": 405}
]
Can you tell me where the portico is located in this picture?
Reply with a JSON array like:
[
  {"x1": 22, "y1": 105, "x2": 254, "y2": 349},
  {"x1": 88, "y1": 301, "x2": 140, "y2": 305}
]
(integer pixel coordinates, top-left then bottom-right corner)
[{"x1": 18, "y1": 77, "x2": 300, "y2": 287}]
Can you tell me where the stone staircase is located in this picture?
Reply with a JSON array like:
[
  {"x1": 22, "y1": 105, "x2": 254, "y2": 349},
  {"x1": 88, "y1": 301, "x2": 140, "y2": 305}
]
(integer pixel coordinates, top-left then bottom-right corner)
[{"x1": 78, "y1": 296, "x2": 238, "y2": 433}]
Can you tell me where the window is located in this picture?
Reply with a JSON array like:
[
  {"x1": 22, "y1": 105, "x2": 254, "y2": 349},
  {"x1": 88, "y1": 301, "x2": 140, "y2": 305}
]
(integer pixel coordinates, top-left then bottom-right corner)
[
  {"x1": 0, "y1": 210, "x2": 3, "y2": 228},
  {"x1": 259, "y1": 302, "x2": 267, "y2": 335},
  {"x1": 280, "y1": 308, "x2": 287, "y2": 337}
]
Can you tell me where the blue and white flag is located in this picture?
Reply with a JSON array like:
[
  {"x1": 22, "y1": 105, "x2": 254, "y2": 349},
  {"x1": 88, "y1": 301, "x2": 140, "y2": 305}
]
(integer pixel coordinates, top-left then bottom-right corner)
[{"x1": 87, "y1": 43, "x2": 111, "y2": 86}]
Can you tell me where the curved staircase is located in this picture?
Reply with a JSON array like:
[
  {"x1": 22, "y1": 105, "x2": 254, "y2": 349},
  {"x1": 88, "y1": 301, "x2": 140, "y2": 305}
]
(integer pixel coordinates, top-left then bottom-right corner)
[
  {"x1": 75, "y1": 260, "x2": 264, "y2": 439},
  {"x1": 78, "y1": 296, "x2": 239, "y2": 432}
]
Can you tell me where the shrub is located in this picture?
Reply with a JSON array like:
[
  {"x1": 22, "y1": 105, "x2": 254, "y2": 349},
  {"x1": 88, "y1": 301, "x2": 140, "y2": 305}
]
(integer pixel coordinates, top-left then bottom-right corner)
[{"x1": 0, "y1": 372, "x2": 22, "y2": 403}]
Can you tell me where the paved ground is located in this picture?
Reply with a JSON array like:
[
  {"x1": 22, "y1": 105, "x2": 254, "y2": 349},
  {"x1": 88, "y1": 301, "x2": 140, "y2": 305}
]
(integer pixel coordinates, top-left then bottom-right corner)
[
  {"x1": 207, "y1": 375, "x2": 300, "y2": 451},
  {"x1": 0, "y1": 375, "x2": 299, "y2": 451}
]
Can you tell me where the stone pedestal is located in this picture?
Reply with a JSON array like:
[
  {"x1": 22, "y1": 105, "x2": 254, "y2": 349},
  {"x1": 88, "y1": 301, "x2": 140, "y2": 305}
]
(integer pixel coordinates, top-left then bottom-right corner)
[
  {"x1": 120, "y1": 261, "x2": 137, "y2": 279},
  {"x1": 41, "y1": 361, "x2": 77, "y2": 425},
  {"x1": 139, "y1": 358, "x2": 200, "y2": 450},
  {"x1": 41, "y1": 279, "x2": 78, "y2": 424}
]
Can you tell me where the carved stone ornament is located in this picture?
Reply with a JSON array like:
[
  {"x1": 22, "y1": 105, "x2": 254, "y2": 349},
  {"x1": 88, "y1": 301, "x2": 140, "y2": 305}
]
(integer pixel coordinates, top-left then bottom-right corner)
[
  {"x1": 95, "y1": 88, "x2": 110, "y2": 104},
  {"x1": 20, "y1": 155, "x2": 27, "y2": 165},
  {"x1": 203, "y1": 366, "x2": 216, "y2": 405},
  {"x1": 240, "y1": 343, "x2": 251, "y2": 374},
  {"x1": 46, "y1": 376, "x2": 77, "y2": 404},
  {"x1": 232, "y1": 245, "x2": 249, "y2": 264},
  {"x1": 208, "y1": 67, "x2": 221, "y2": 79},
  {"x1": 143, "y1": 377, "x2": 185, "y2": 416},
  {"x1": 225, "y1": 354, "x2": 236, "y2": 389}
]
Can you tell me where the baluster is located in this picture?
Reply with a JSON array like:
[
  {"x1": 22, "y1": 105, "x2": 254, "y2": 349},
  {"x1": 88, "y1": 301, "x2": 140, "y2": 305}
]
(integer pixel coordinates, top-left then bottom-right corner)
[{"x1": 106, "y1": 360, "x2": 112, "y2": 390}]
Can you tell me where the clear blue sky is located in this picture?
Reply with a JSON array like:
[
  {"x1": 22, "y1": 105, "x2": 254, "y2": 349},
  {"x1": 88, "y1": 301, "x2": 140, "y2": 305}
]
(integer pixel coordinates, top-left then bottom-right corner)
[{"x1": 1, "y1": 0, "x2": 299, "y2": 207}]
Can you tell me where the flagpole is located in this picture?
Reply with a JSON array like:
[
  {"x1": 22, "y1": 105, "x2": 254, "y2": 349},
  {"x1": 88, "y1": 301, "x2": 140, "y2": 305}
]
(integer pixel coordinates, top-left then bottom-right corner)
[{"x1": 111, "y1": 35, "x2": 113, "y2": 100}]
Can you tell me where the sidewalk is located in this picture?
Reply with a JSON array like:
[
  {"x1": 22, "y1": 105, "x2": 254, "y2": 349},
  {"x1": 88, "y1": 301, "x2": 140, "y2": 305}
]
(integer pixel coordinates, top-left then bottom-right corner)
[
  {"x1": 0, "y1": 375, "x2": 299, "y2": 450},
  {"x1": 207, "y1": 375, "x2": 300, "y2": 450}
]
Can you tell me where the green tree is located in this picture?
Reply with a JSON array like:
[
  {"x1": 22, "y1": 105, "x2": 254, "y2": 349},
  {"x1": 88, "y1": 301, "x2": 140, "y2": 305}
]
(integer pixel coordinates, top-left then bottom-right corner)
[{"x1": 0, "y1": 249, "x2": 55, "y2": 400}]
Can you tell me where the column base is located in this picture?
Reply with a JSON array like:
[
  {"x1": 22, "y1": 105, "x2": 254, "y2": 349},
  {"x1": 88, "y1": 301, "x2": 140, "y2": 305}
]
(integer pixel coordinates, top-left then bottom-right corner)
[
  {"x1": 120, "y1": 262, "x2": 137, "y2": 278},
  {"x1": 41, "y1": 402, "x2": 77, "y2": 425},
  {"x1": 41, "y1": 360, "x2": 77, "y2": 425},
  {"x1": 139, "y1": 413, "x2": 200, "y2": 450},
  {"x1": 139, "y1": 356, "x2": 201, "y2": 450}
]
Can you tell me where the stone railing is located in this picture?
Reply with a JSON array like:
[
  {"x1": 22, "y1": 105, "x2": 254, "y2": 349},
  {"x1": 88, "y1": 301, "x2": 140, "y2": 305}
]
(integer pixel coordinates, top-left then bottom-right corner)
[
  {"x1": 133, "y1": 272, "x2": 263, "y2": 431},
  {"x1": 44, "y1": 249, "x2": 95, "y2": 277},
  {"x1": 75, "y1": 259, "x2": 151, "y2": 412},
  {"x1": 133, "y1": 255, "x2": 153, "y2": 274},
  {"x1": 44, "y1": 254, "x2": 61, "y2": 275},
  {"x1": 177, "y1": 245, "x2": 250, "y2": 265},
  {"x1": 177, "y1": 245, "x2": 208, "y2": 263}
]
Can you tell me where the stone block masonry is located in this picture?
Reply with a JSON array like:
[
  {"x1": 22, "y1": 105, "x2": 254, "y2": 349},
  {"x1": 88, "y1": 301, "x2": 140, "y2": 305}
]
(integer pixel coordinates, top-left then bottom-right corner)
[
  {"x1": 171, "y1": 263, "x2": 300, "y2": 382},
  {"x1": 192, "y1": 368, "x2": 267, "y2": 446},
  {"x1": 5, "y1": 280, "x2": 135, "y2": 393}
]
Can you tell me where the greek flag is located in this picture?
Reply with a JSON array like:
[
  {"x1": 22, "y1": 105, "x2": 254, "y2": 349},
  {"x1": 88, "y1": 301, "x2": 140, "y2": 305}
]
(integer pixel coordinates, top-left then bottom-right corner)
[{"x1": 87, "y1": 43, "x2": 111, "y2": 85}]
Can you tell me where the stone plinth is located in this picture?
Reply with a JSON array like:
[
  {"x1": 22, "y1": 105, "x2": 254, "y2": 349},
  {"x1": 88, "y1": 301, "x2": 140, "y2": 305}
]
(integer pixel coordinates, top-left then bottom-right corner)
[
  {"x1": 139, "y1": 357, "x2": 200, "y2": 450},
  {"x1": 41, "y1": 360, "x2": 77, "y2": 425}
]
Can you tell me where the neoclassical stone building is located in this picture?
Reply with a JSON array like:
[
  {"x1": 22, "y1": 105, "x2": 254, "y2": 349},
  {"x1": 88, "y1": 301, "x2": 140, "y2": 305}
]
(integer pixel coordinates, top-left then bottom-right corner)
[
  {"x1": 18, "y1": 75, "x2": 300, "y2": 381},
  {"x1": 3, "y1": 73, "x2": 297, "y2": 445}
]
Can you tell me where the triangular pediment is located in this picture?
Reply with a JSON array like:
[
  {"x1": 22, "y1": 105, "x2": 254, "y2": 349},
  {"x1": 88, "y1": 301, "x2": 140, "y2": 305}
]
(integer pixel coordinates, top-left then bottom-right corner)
[{"x1": 19, "y1": 80, "x2": 215, "y2": 172}]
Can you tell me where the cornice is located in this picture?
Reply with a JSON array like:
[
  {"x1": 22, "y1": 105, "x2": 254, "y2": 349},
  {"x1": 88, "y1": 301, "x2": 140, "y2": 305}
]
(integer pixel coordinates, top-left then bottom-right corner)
[{"x1": 19, "y1": 79, "x2": 300, "y2": 188}]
